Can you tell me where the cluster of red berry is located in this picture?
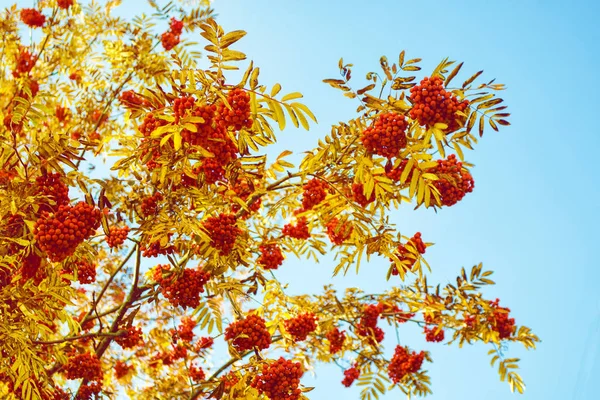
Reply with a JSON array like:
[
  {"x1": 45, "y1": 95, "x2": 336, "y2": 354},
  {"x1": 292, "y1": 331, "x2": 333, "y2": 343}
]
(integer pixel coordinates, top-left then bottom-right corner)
[
  {"x1": 57, "y1": 0, "x2": 74, "y2": 10},
  {"x1": 153, "y1": 265, "x2": 210, "y2": 309},
  {"x1": 361, "y1": 112, "x2": 408, "y2": 159},
  {"x1": 55, "y1": 105, "x2": 69, "y2": 123},
  {"x1": 34, "y1": 202, "x2": 101, "y2": 262},
  {"x1": 351, "y1": 183, "x2": 375, "y2": 207},
  {"x1": 20, "y1": 79, "x2": 39, "y2": 99},
  {"x1": 341, "y1": 365, "x2": 360, "y2": 387},
  {"x1": 216, "y1": 88, "x2": 253, "y2": 131},
  {"x1": 380, "y1": 303, "x2": 415, "y2": 324},
  {"x1": 356, "y1": 303, "x2": 385, "y2": 344},
  {"x1": 195, "y1": 336, "x2": 214, "y2": 352},
  {"x1": 230, "y1": 177, "x2": 261, "y2": 215},
  {"x1": 282, "y1": 217, "x2": 311, "y2": 239},
  {"x1": 325, "y1": 327, "x2": 346, "y2": 354},
  {"x1": 301, "y1": 178, "x2": 328, "y2": 210},
  {"x1": 251, "y1": 358, "x2": 304, "y2": 400},
  {"x1": 189, "y1": 364, "x2": 206, "y2": 382},
  {"x1": 430, "y1": 154, "x2": 474, "y2": 207},
  {"x1": 225, "y1": 314, "x2": 272, "y2": 352},
  {"x1": 387, "y1": 345, "x2": 426, "y2": 384},
  {"x1": 35, "y1": 173, "x2": 69, "y2": 213},
  {"x1": 172, "y1": 316, "x2": 196, "y2": 343},
  {"x1": 63, "y1": 352, "x2": 103, "y2": 382},
  {"x1": 120, "y1": 90, "x2": 148, "y2": 108},
  {"x1": 385, "y1": 159, "x2": 415, "y2": 183},
  {"x1": 257, "y1": 243, "x2": 284, "y2": 270},
  {"x1": 161, "y1": 17, "x2": 184, "y2": 51},
  {"x1": 141, "y1": 237, "x2": 175, "y2": 258},
  {"x1": 203, "y1": 213, "x2": 242, "y2": 256},
  {"x1": 390, "y1": 232, "x2": 426, "y2": 275},
  {"x1": 20, "y1": 8, "x2": 45, "y2": 28},
  {"x1": 139, "y1": 113, "x2": 168, "y2": 137},
  {"x1": 222, "y1": 371, "x2": 240, "y2": 390},
  {"x1": 141, "y1": 192, "x2": 163, "y2": 217},
  {"x1": 326, "y1": 218, "x2": 353, "y2": 245},
  {"x1": 106, "y1": 226, "x2": 129, "y2": 248},
  {"x1": 423, "y1": 314, "x2": 445, "y2": 342},
  {"x1": 284, "y1": 313, "x2": 317, "y2": 342},
  {"x1": 488, "y1": 299, "x2": 516, "y2": 339},
  {"x1": 115, "y1": 326, "x2": 144, "y2": 349},
  {"x1": 114, "y1": 360, "x2": 134, "y2": 380},
  {"x1": 76, "y1": 382, "x2": 102, "y2": 400},
  {"x1": 408, "y1": 76, "x2": 470, "y2": 133},
  {"x1": 73, "y1": 261, "x2": 96, "y2": 284},
  {"x1": 13, "y1": 48, "x2": 35, "y2": 77}
]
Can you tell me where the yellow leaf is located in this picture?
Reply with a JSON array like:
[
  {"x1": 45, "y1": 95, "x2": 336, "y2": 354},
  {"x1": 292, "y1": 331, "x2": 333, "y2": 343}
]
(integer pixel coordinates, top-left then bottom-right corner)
[
  {"x1": 271, "y1": 83, "x2": 282, "y2": 97},
  {"x1": 281, "y1": 92, "x2": 303, "y2": 102},
  {"x1": 220, "y1": 30, "x2": 247, "y2": 48}
]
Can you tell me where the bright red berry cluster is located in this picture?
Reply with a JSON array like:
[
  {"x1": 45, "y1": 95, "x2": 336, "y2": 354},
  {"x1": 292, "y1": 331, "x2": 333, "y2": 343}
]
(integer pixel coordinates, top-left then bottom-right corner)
[
  {"x1": 76, "y1": 382, "x2": 102, "y2": 400},
  {"x1": 141, "y1": 192, "x2": 162, "y2": 216},
  {"x1": 385, "y1": 159, "x2": 416, "y2": 183},
  {"x1": 153, "y1": 264, "x2": 210, "y2": 309},
  {"x1": 424, "y1": 327, "x2": 445, "y2": 342},
  {"x1": 391, "y1": 232, "x2": 426, "y2": 275},
  {"x1": 106, "y1": 226, "x2": 129, "y2": 248},
  {"x1": 55, "y1": 105, "x2": 69, "y2": 123},
  {"x1": 120, "y1": 90, "x2": 148, "y2": 108},
  {"x1": 57, "y1": 0, "x2": 74, "y2": 9},
  {"x1": 352, "y1": 183, "x2": 375, "y2": 207},
  {"x1": 13, "y1": 48, "x2": 35, "y2": 77},
  {"x1": 36, "y1": 173, "x2": 69, "y2": 212},
  {"x1": 175, "y1": 316, "x2": 196, "y2": 342},
  {"x1": 189, "y1": 364, "x2": 206, "y2": 382},
  {"x1": 301, "y1": 178, "x2": 328, "y2": 210},
  {"x1": 34, "y1": 202, "x2": 101, "y2": 262},
  {"x1": 230, "y1": 177, "x2": 261, "y2": 215},
  {"x1": 282, "y1": 217, "x2": 311, "y2": 239},
  {"x1": 180, "y1": 103, "x2": 216, "y2": 143},
  {"x1": 342, "y1": 366, "x2": 360, "y2": 387},
  {"x1": 161, "y1": 18, "x2": 184, "y2": 50},
  {"x1": 139, "y1": 113, "x2": 167, "y2": 137},
  {"x1": 63, "y1": 352, "x2": 103, "y2": 382},
  {"x1": 284, "y1": 313, "x2": 317, "y2": 342},
  {"x1": 216, "y1": 88, "x2": 253, "y2": 131},
  {"x1": 326, "y1": 218, "x2": 353, "y2": 245},
  {"x1": 203, "y1": 213, "x2": 242, "y2": 256},
  {"x1": 325, "y1": 327, "x2": 346, "y2": 354},
  {"x1": 115, "y1": 326, "x2": 143, "y2": 349},
  {"x1": 430, "y1": 154, "x2": 474, "y2": 207},
  {"x1": 20, "y1": 8, "x2": 46, "y2": 27},
  {"x1": 195, "y1": 336, "x2": 214, "y2": 352},
  {"x1": 225, "y1": 314, "x2": 272, "y2": 352},
  {"x1": 74, "y1": 261, "x2": 96, "y2": 284},
  {"x1": 356, "y1": 303, "x2": 385, "y2": 344},
  {"x1": 387, "y1": 345, "x2": 426, "y2": 384},
  {"x1": 114, "y1": 360, "x2": 133, "y2": 380},
  {"x1": 257, "y1": 243, "x2": 284, "y2": 270},
  {"x1": 409, "y1": 76, "x2": 470, "y2": 133},
  {"x1": 361, "y1": 112, "x2": 408, "y2": 159},
  {"x1": 251, "y1": 357, "x2": 304, "y2": 400},
  {"x1": 173, "y1": 95, "x2": 195, "y2": 122},
  {"x1": 488, "y1": 299, "x2": 516, "y2": 339},
  {"x1": 141, "y1": 237, "x2": 175, "y2": 258}
]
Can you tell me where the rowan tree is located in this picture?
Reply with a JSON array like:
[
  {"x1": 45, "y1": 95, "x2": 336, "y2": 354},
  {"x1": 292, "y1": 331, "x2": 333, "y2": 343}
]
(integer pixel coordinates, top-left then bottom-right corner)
[{"x1": 0, "y1": 1, "x2": 539, "y2": 399}]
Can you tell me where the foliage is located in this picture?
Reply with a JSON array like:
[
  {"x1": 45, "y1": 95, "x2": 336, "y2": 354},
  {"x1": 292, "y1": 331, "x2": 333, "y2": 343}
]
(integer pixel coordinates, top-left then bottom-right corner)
[{"x1": 0, "y1": 1, "x2": 538, "y2": 399}]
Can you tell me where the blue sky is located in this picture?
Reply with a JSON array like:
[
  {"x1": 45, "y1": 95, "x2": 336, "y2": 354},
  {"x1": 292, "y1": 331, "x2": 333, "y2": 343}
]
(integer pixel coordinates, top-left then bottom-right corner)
[{"x1": 104, "y1": 0, "x2": 599, "y2": 398}]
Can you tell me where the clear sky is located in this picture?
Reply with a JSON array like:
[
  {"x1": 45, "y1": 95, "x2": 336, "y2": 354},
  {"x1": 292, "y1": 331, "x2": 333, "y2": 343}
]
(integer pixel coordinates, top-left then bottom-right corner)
[{"x1": 94, "y1": 0, "x2": 600, "y2": 398}]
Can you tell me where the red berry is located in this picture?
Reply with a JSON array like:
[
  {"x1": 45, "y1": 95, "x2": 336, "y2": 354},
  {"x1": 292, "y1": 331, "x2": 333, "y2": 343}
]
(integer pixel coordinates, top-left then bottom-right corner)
[
  {"x1": 203, "y1": 213, "x2": 242, "y2": 256},
  {"x1": 225, "y1": 314, "x2": 271, "y2": 352},
  {"x1": 153, "y1": 264, "x2": 210, "y2": 309},
  {"x1": 325, "y1": 218, "x2": 352, "y2": 245},
  {"x1": 409, "y1": 76, "x2": 470, "y2": 133},
  {"x1": 325, "y1": 327, "x2": 346, "y2": 354},
  {"x1": 251, "y1": 357, "x2": 304, "y2": 400},
  {"x1": 387, "y1": 345, "x2": 426, "y2": 384},
  {"x1": 282, "y1": 217, "x2": 311, "y2": 240},
  {"x1": 257, "y1": 243, "x2": 284, "y2": 270},
  {"x1": 20, "y1": 8, "x2": 46, "y2": 28},
  {"x1": 361, "y1": 112, "x2": 408, "y2": 158},
  {"x1": 342, "y1": 366, "x2": 360, "y2": 387},
  {"x1": 301, "y1": 178, "x2": 328, "y2": 210},
  {"x1": 284, "y1": 313, "x2": 317, "y2": 342}
]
